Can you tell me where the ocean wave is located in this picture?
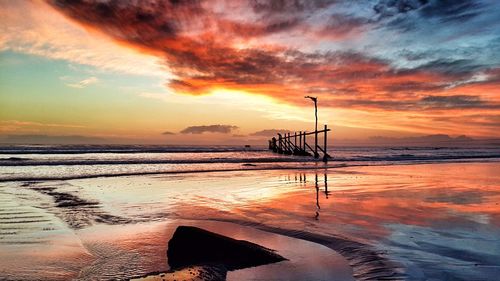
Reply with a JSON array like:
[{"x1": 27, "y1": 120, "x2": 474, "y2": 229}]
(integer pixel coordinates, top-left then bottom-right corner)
[
  {"x1": 335, "y1": 154, "x2": 500, "y2": 162},
  {"x1": 2, "y1": 157, "x2": 500, "y2": 183},
  {"x1": 1, "y1": 154, "x2": 499, "y2": 166},
  {"x1": 1, "y1": 145, "x2": 499, "y2": 183},
  {"x1": 0, "y1": 163, "x2": 351, "y2": 182},
  {"x1": 0, "y1": 157, "x2": 309, "y2": 166},
  {"x1": 0, "y1": 145, "x2": 265, "y2": 154}
]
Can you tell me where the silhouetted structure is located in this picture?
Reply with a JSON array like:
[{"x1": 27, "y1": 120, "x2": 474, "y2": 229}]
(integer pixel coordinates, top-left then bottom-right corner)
[
  {"x1": 268, "y1": 97, "x2": 331, "y2": 161},
  {"x1": 268, "y1": 125, "x2": 331, "y2": 162}
]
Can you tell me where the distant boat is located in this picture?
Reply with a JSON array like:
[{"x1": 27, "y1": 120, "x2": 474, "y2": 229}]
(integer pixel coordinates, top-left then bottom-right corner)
[{"x1": 244, "y1": 145, "x2": 251, "y2": 148}]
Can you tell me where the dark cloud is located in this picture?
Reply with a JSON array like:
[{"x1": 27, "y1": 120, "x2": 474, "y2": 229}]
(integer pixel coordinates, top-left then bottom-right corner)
[
  {"x1": 375, "y1": 0, "x2": 485, "y2": 33},
  {"x1": 414, "y1": 59, "x2": 482, "y2": 76},
  {"x1": 374, "y1": 0, "x2": 429, "y2": 18},
  {"x1": 165, "y1": 47, "x2": 392, "y2": 98},
  {"x1": 180, "y1": 125, "x2": 239, "y2": 134},
  {"x1": 318, "y1": 14, "x2": 369, "y2": 39},
  {"x1": 334, "y1": 98, "x2": 415, "y2": 111},
  {"x1": 373, "y1": 0, "x2": 483, "y2": 23},
  {"x1": 419, "y1": 0, "x2": 484, "y2": 23},
  {"x1": 250, "y1": 129, "x2": 294, "y2": 136},
  {"x1": 51, "y1": 0, "x2": 203, "y2": 44},
  {"x1": 399, "y1": 49, "x2": 429, "y2": 61},
  {"x1": 336, "y1": 93, "x2": 499, "y2": 111},
  {"x1": 250, "y1": 0, "x2": 336, "y2": 14},
  {"x1": 420, "y1": 95, "x2": 484, "y2": 108},
  {"x1": 382, "y1": 81, "x2": 444, "y2": 93},
  {"x1": 162, "y1": 131, "x2": 175, "y2": 135},
  {"x1": 259, "y1": 18, "x2": 303, "y2": 34}
]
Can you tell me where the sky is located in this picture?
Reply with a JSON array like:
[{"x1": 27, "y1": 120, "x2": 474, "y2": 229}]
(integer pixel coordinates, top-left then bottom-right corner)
[{"x1": 1, "y1": 0, "x2": 500, "y2": 145}]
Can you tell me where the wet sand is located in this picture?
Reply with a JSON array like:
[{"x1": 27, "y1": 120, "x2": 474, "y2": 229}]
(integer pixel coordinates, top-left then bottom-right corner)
[{"x1": 1, "y1": 162, "x2": 499, "y2": 280}]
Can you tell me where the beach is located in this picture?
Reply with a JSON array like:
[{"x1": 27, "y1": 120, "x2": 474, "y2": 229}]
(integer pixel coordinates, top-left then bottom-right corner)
[
  {"x1": 3, "y1": 0, "x2": 500, "y2": 279},
  {"x1": 1, "y1": 150, "x2": 499, "y2": 280}
]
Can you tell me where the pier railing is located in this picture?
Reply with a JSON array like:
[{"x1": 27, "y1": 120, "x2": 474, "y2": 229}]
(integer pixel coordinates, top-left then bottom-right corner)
[{"x1": 268, "y1": 124, "x2": 331, "y2": 162}]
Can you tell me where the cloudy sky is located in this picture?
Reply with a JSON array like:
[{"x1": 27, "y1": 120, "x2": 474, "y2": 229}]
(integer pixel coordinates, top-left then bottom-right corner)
[{"x1": 1, "y1": 0, "x2": 499, "y2": 144}]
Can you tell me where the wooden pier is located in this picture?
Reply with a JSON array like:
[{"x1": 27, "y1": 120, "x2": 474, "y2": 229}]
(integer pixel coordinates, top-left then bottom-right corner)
[{"x1": 268, "y1": 124, "x2": 331, "y2": 162}]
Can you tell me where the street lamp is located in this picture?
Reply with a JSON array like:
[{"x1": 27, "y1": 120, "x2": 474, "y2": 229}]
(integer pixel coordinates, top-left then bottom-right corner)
[{"x1": 305, "y1": 96, "x2": 319, "y2": 158}]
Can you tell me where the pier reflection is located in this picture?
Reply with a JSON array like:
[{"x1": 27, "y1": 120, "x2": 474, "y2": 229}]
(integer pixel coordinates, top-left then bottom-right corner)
[
  {"x1": 314, "y1": 174, "x2": 320, "y2": 220},
  {"x1": 314, "y1": 173, "x2": 330, "y2": 220},
  {"x1": 291, "y1": 172, "x2": 330, "y2": 220},
  {"x1": 324, "y1": 173, "x2": 330, "y2": 199}
]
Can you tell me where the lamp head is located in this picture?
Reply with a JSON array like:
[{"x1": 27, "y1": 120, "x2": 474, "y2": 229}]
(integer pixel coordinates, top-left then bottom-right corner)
[{"x1": 304, "y1": 96, "x2": 317, "y2": 102}]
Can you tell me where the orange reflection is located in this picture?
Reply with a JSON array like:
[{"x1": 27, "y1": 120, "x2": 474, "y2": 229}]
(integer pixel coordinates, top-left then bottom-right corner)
[{"x1": 174, "y1": 163, "x2": 500, "y2": 242}]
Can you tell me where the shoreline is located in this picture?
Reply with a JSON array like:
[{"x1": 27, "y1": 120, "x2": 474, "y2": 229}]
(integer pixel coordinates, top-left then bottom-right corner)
[{"x1": 1, "y1": 158, "x2": 500, "y2": 183}]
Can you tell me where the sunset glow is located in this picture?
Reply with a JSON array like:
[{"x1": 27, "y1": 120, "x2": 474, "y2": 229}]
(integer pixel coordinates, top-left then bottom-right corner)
[{"x1": 1, "y1": 0, "x2": 500, "y2": 144}]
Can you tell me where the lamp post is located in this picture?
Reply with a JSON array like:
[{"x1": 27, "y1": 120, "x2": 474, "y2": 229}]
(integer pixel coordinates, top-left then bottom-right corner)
[{"x1": 305, "y1": 96, "x2": 319, "y2": 158}]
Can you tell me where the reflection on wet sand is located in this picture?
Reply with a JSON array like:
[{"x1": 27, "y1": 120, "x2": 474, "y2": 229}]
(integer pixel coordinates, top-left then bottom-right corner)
[
  {"x1": 294, "y1": 172, "x2": 326, "y2": 220},
  {"x1": 175, "y1": 163, "x2": 500, "y2": 280},
  {"x1": 294, "y1": 172, "x2": 331, "y2": 221},
  {"x1": 1, "y1": 162, "x2": 499, "y2": 280}
]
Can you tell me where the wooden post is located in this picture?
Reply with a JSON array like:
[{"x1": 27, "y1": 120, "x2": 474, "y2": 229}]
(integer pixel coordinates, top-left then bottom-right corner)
[
  {"x1": 278, "y1": 134, "x2": 282, "y2": 153},
  {"x1": 299, "y1": 131, "x2": 302, "y2": 153},
  {"x1": 315, "y1": 173, "x2": 320, "y2": 220},
  {"x1": 294, "y1": 132, "x2": 297, "y2": 149},
  {"x1": 284, "y1": 133, "x2": 288, "y2": 153},
  {"x1": 288, "y1": 133, "x2": 291, "y2": 153},
  {"x1": 324, "y1": 173, "x2": 329, "y2": 199},
  {"x1": 282, "y1": 133, "x2": 286, "y2": 153},
  {"x1": 287, "y1": 133, "x2": 291, "y2": 153},
  {"x1": 314, "y1": 129, "x2": 319, "y2": 158},
  {"x1": 323, "y1": 124, "x2": 328, "y2": 162},
  {"x1": 314, "y1": 99, "x2": 319, "y2": 158},
  {"x1": 303, "y1": 132, "x2": 307, "y2": 152}
]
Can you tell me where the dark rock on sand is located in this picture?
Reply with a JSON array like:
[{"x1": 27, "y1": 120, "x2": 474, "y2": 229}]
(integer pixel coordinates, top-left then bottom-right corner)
[{"x1": 167, "y1": 226, "x2": 286, "y2": 271}]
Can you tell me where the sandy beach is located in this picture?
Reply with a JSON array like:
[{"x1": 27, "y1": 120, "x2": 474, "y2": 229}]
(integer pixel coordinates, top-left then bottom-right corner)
[
  {"x1": 3, "y1": 0, "x2": 500, "y2": 279},
  {"x1": 1, "y1": 162, "x2": 499, "y2": 280}
]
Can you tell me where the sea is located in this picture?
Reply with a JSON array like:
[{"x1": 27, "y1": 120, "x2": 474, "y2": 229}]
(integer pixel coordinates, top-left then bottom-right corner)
[
  {"x1": 1, "y1": 145, "x2": 500, "y2": 280},
  {"x1": 1, "y1": 144, "x2": 500, "y2": 182}
]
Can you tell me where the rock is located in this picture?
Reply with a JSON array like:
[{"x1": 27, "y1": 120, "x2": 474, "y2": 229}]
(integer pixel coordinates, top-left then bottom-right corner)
[{"x1": 167, "y1": 226, "x2": 286, "y2": 271}]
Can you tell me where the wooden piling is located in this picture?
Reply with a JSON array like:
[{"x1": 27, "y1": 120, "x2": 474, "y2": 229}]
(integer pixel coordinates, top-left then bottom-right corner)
[
  {"x1": 314, "y1": 129, "x2": 319, "y2": 158},
  {"x1": 323, "y1": 124, "x2": 328, "y2": 162},
  {"x1": 284, "y1": 133, "x2": 288, "y2": 154},
  {"x1": 303, "y1": 132, "x2": 307, "y2": 152},
  {"x1": 293, "y1": 132, "x2": 297, "y2": 150},
  {"x1": 299, "y1": 131, "x2": 302, "y2": 152},
  {"x1": 268, "y1": 126, "x2": 330, "y2": 159},
  {"x1": 287, "y1": 133, "x2": 292, "y2": 154},
  {"x1": 278, "y1": 134, "x2": 282, "y2": 153}
]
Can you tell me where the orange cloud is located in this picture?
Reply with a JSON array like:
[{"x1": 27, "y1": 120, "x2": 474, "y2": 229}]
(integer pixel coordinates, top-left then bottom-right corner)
[{"x1": 42, "y1": 0, "x2": 500, "y2": 137}]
